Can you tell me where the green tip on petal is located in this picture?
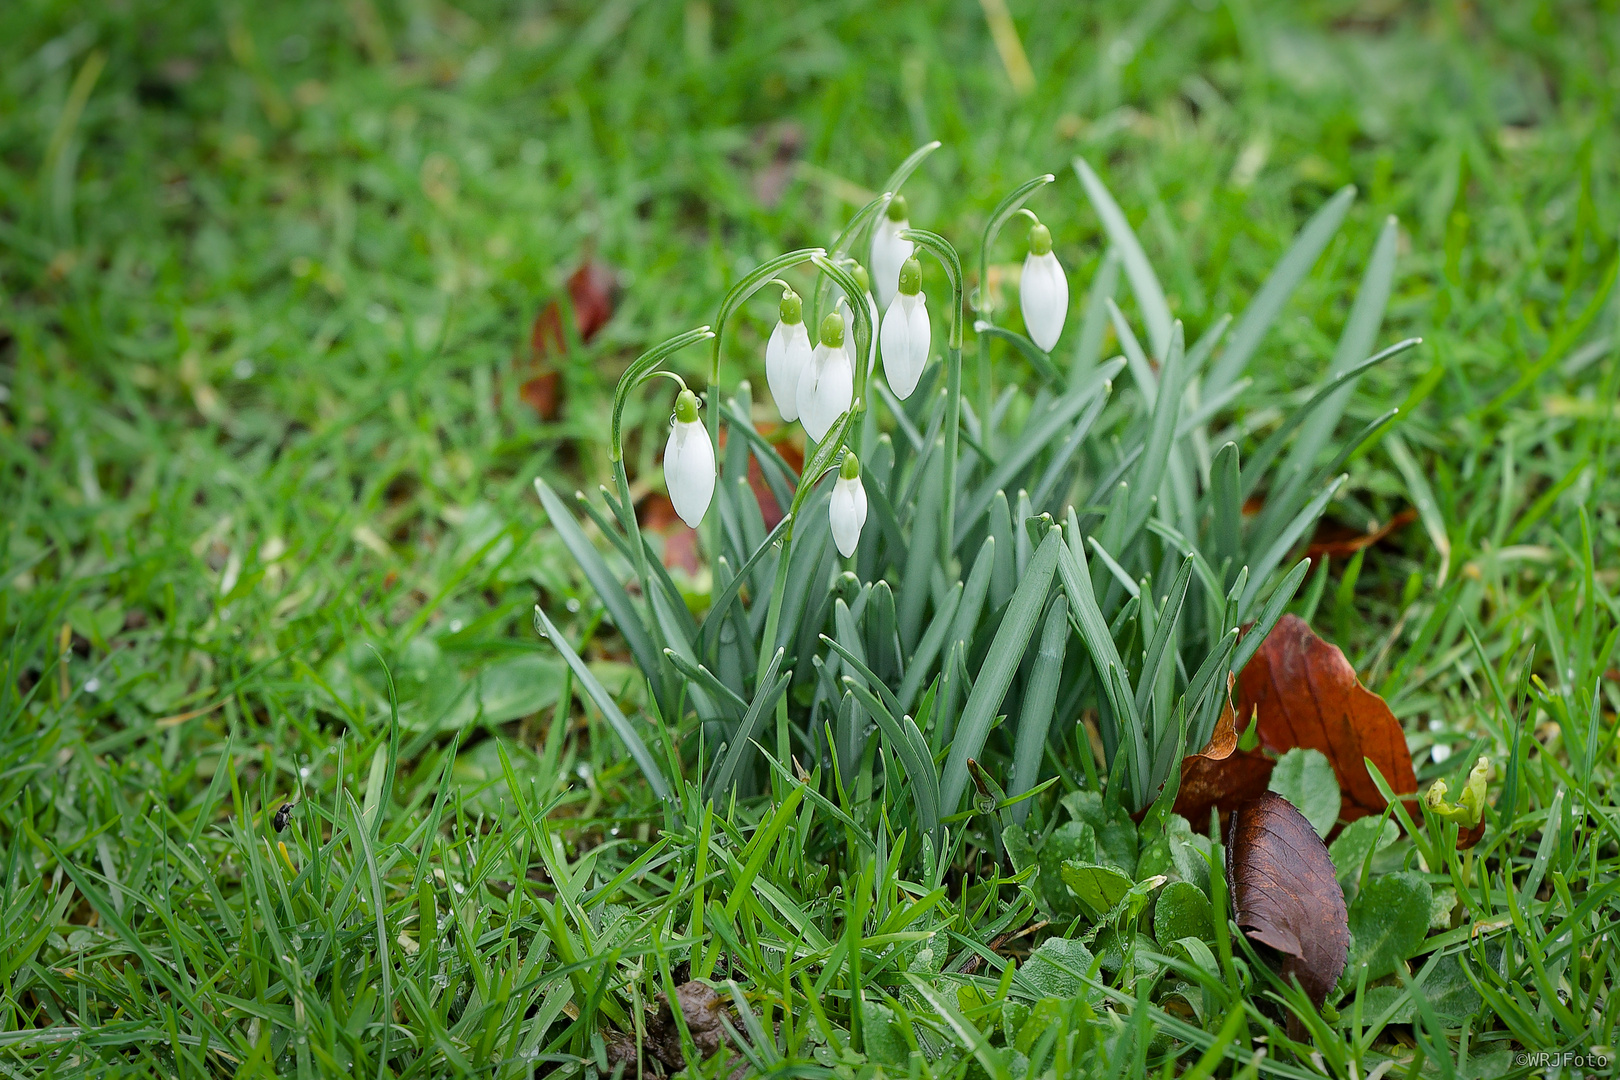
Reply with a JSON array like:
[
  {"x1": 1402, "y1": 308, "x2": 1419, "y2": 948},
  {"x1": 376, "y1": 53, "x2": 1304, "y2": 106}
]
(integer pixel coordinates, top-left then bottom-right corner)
[
  {"x1": 898, "y1": 257, "x2": 923, "y2": 296},
  {"x1": 839, "y1": 452, "x2": 861, "y2": 480},
  {"x1": 886, "y1": 194, "x2": 908, "y2": 222},
  {"x1": 1029, "y1": 222, "x2": 1053, "y2": 256},
  {"x1": 674, "y1": 388, "x2": 701, "y2": 423},
  {"x1": 820, "y1": 310, "x2": 845, "y2": 347},
  {"x1": 779, "y1": 287, "x2": 803, "y2": 325},
  {"x1": 851, "y1": 264, "x2": 871, "y2": 295}
]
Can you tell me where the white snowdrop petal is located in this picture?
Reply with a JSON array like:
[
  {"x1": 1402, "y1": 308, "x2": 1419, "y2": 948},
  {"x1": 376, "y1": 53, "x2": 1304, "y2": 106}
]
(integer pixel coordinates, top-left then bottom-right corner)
[
  {"x1": 664, "y1": 420, "x2": 715, "y2": 529},
  {"x1": 864, "y1": 292, "x2": 880, "y2": 375},
  {"x1": 1021, "y1": 251, "x2": 1069, "y2": 352},
  {"x1": 797, "y1": 343, "x2": 853, "y2": 442},
  {"x1": 881, "y1": 292, "x2": 930, "y2": 400},
  {"x1": 829, "y1": 476, "x2": 868, "y2": 557},
  {"x1": 766, "y1": 319, "x2": 808, "y2": 421},
  {"x1": 871, "y1": 219, "x2": 914, "y2": 308},
  {"x1": 906, "y1": 293, "x2": 931, "y2": 381}
]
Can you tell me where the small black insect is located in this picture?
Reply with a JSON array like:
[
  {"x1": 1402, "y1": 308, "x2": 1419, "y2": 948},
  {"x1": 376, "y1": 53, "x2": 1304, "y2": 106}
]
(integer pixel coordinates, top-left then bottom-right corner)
[{"x1": 273, "y1": 803, "x2": 294, "y2": 832}]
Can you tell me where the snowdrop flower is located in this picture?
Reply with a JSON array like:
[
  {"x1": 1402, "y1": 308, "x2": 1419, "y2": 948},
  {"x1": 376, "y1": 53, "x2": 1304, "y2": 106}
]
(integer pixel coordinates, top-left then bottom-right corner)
[
  {"x1": 663, "y1": 388, "x2": 714, "y2": 529},
  {"x1": 829, "y1": 452, "x2": 867, "y2": 558},
  {"x1": 796, "y1": 311, "x2": 853, "y2": 442},
  {"x1": 836, "y1": 265, "x2": 880, "y2": 376},
  {"x1": 765, "y1": 286, "x2": 811, "y2": 421},
  {"x1": 870, "y1": 194, "x2": 913, "y2": 308},
  {"x1": 880, "y1": 256, "x2": 929, "y2": 400},
  {"x1": 1020, "y1": 221, "x2": 1068, "y2": 352}
]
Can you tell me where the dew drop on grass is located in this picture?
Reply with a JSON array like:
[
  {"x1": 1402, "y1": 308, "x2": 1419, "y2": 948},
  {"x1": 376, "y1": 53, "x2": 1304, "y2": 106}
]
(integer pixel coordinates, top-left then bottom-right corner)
[
  {"x1": 299, "y1": 766, "x2": 311, "y2": 778},
  {"x1": 233, "y1": 358, "x2": 256, "y2": 380},
  {"x1": 565, "y1": 598, "x2": 582, "y2": 613},
  {"x1": 448, "y1": 619, "x2": 463, "y2": 633},
  {"x1": 84, "y1": 678, "x2": 100, "y2": 694}
]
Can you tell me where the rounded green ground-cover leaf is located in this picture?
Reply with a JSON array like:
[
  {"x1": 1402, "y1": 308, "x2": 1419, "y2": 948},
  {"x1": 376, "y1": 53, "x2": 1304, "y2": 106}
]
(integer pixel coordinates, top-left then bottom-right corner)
[
  {"x1": 1345, "y1": 870, "x2": 1432, "y2": 985},
  {"x1": 1060, "y1": 860, "x2": 1134, "y2": 921},
  {"x1": 1154, "y1": 880, "x2": 1215, "y2": 945},
  {"x1": 1267, "y1": 747, "x2": 1342, "y2": 837}
]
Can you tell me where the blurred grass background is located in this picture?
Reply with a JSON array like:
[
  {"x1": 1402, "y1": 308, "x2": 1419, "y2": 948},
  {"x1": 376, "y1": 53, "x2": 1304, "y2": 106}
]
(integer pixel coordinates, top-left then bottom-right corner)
[{"x1": 0, "y1": 0, "x2": 1617, "y2": 1069}]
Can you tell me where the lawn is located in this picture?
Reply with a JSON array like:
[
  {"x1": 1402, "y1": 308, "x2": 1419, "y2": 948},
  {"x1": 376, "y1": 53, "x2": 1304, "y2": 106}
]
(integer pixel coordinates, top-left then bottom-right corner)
[{"x1": 1, "y1": 1, "x2": 1617, "y2": 1077}]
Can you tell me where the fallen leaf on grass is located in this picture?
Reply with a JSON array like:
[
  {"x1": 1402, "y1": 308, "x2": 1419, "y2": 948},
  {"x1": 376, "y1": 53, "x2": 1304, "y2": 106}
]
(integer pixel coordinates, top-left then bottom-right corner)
[
  {"x1": 638, "y1": 494, "x2": 702, "y2": 575},
  {"x1": 1227, "y1": 791, "x2": 1348, "y2": 1010},
  {"x1": 518, "y1": 259, "x2": 616, "y2": 420},
  {"x1": 1236, "y1": 614, "x2": 1418, "y2": 822},
  {"x1": 1304, "y1": 508, "x2": 1418, "y2": 560},
  {"x1": 1172, "y1": 618, "x2": 1420, "y2": 829},
  {"x1": 1172, "y1": 686, "x2": 1272, "y2": 827}
]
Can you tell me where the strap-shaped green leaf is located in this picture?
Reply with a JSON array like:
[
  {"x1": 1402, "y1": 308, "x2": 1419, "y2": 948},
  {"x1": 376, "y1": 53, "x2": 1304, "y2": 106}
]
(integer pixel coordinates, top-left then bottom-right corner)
[
  {"x1": 1239, "y1": 337, "x2": 1420, "y2": 501},
  {"x1": 897, "y1": 581, "x2": 962, "y2": 715},
  {"x1": 662, "y1": 648, "x2": 746, "y2": 721},
  {"x1": 1073, "y1": 246, "x2": 1121, "y2": 380},
  {"x1": 534, "y1": 605, "x2": 672, "y2": 804},
  {"x1": 1135, "y1": 554, "x2": 1194, "y2": 718},
  {"x1": 940, "y1": 527, "x2": 1063, "y2": 815},
  {"x1": 707, "y1": 648, "x2": 791, "y2": 797},
  {"x1": 1010, "y1": 594, "x2": 1069, "y2": 823},
  {"x1": 842, "y1": 676, "x2": 941, "y2": 846},
  {"x1": 1273, "y1": 214, "x2": 1399, "y2": 509},
  {"x1": 699, "y1": 512, "x2": 791, "y2": 659},
  {"x1": 954, "y1": 358, "x2": 1122, "y2": 545},
  {"x1": 1107, "y1": 297, "x2": 1158, "y2": 408},
  {"x1": 1210, "y1": 442, "x2": 1242, "y2": 582},
  {"x1": 1207, "y1": 184, "x2": 1355, "y2": 396},
  {"x1": 974, "y1": 322, "x2": 1063, "y2": 385},
  {"x1": 1074, "y1": 156, "x2": 1172, "y2": 360},
  {"x1": 1239, "y1": 476, "x2": 1345, "y2": 618},
  {"x1": 1233, "y1": 558, "x2": 1313, "y2": 675},
  {"x1": 534, "y1": 477, "x2": 661, "y2": 690},
  {"x1": 1125, "y1": 320, "x2": 1186, "y2": 542}
]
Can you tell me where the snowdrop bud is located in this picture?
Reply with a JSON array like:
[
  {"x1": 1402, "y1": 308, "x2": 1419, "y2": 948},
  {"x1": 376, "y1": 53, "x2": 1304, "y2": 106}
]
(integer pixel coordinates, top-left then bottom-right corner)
[
  {"x1": 1020, "y1": 222, "x2": 1069, "y2": 352},
  {"x1": 880, "y1": 256, "x2": 930, "y2": 400},
  {"x1": 765, "y1": 287, "x2": 811, "y2": 421},
  {"x1": 870, "y1": 195, "x2": 913, "y2": 308},
  {"x1": 797, "y1": 311, "x2": 853, "y2": 442},
  {"x1": 829, "y1": 452, "x2": 867, "y2": 558},
  {"x1": 850, "y1": 264, "x2": 880, "y2": 375},
  {"x1": 663, "y1": 389, "x2": 714, "y2": 529}
]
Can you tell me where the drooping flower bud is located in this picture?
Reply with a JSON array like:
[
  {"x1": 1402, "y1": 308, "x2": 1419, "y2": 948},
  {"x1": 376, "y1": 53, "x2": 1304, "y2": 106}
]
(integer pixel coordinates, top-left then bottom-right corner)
[
  {"x1": 797, "y1": 311, "x2": 853, "y2": 442},
  {"x1": 870, "y1": 194, "x2": 913, "y2": 308},
  {"x1": 765, "y1": 287, "x2": 811, "y2": 421},
  {"x1": 663, "y1": 389, "x2": 714, "y2": 529},
  {"x1": 836, "y1": 265, "x2": 879, "y2": 378},
  {"x1": 880, "y1": 256, "x2": 930, "y2": 400},
  {"x1": 829, "y1": 451, "x2": 867, "y2": 558},
  {"x1": 1020, "y1": 221, "x2": 1068, "y2": 352}
]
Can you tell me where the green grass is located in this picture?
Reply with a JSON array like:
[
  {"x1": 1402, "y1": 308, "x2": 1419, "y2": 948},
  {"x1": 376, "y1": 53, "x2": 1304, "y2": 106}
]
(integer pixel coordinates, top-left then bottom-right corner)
[{"x1": 2, "y1": 0, "x2": 1618, "y2": 1076}]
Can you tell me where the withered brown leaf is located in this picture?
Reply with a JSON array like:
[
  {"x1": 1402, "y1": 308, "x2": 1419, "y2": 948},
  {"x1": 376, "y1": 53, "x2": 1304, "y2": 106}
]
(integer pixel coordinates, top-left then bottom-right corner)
[
  {"x1": 1237, "y1": 614, "x2": 1418, "y2": 822},
  {"x1": 1172, "y1": 687, "x2": 1272, "y2": 827},
  {"x1": 518, "y1": 260, "x2": 617, "y2": 420},
  {"x1": 1227, "y1": 791, "x2": 1348, "y2": 1008}
]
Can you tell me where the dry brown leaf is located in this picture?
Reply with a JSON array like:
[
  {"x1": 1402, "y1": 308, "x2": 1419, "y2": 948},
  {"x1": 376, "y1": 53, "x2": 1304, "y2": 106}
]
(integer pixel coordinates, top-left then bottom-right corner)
[
  {"x1": 517, "y1": 260, "x2": 616, "y2": 420},
  {"x1": 1174, "y1": 750, "x2": 1273, "y2": 830},
  {"x1": 1305, "y1": 508, "x2": 1418, "y2": 560},
  {"x1": 1171, "y1": 682, "x2": 1273, "y2": 827},
  {"x1": 1237, "y1": 614, "x2": 1418, "y2": 822},
  {"x1": 1227, "y1": 791, "x2": 1348, "y2": 1013},
  {"x1": 638, "y1": 495, "x2": 701, "y2": 575}
]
